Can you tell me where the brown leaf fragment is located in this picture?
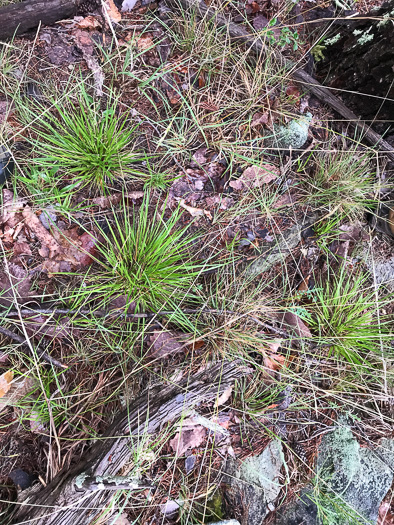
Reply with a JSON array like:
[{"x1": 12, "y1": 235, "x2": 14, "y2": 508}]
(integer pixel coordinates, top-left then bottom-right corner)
[
  {"x1": 0, "y1": 370, "x2": 13, "y2": 398},
  {"x1": 0, "y1": 374, "x2": 37, "y2": 414},
  {"x1": 13, "y1": 241, "x2": 32, "y2": 257},
  {"x1": 148, "y1": 330, "x2": 186, "y2": 358},
  {"x1": 190, "y1": 148, "x2": 208, "y2": 167},
  {"x1": 23, "y1": 207, "x2": 62, "y2": 259},
  {"x1": 1, "y1": 190, "x2": 25, "y2": 228},
  {"x1": 215, "y1": 385, "x2": 233, "y2": 407},
  {"x1": 0, "y1": 263, "x2": 32, "y2": 307},
  {"x1": 179, "y1": 199, "x2": 205, "y2": 217},
  {"x1": 103, "y1": 0, "x2": 122, "y2": 23},
  {"x1": 251, "y1": 111, "x2": 269, "y2": 127},
  {"x1": 137, "y1": 35, "x2": 154, "y2": 50},
  {"x1": 281, "y1": 311, "x2": 312, "y2": 338},
  {"x1": 76, "y1": 15, "x2": 102, "y2": 30},
  {"x1": 229, "y1": 164, "x2": 279, "y2": 191},
  {"x1": 25, "y1": 316, "x2": 81, "y2": 341},
  {"x1": 169, "y1": 425, "x2": 206, "y2": 456}
]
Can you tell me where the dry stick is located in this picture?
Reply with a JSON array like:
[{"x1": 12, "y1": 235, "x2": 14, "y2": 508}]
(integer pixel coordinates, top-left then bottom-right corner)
[
  {"x1": 166, "y1": 0, "x2": 394, "y2": 162},
  {"x1": 0, "y1": 325, "x2": 65, "y2": 368}
]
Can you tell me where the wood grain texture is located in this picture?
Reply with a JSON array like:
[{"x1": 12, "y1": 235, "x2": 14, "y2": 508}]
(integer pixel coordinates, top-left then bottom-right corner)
[
  {"x1": 0, "y1": 0, "x2": 82, "y2": 40},
  {"x1": 13, "y1": 360, "x2": 248, "y2": 524}
]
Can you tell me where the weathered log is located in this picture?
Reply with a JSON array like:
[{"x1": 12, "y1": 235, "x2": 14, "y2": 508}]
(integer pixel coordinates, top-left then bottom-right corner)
[
  {"x1": 315, "y1": 0, "x2": 394, "y2": 129},
  {"x1": 0, "y1": 0, "x2": 99, "y2": 41},
  {"x1": 165, "y1": 0, "x2": 394, "y2": 161},
  {"x1": 12, "y1": 360, "x2": 248, "y2": 524}
]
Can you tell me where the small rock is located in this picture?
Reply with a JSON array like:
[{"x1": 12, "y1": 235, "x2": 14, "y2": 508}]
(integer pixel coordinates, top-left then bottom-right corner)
[
  {"x1": 225, "y1": 439, "x2": 285, "y2": 525},
  {"x1": 39, "y1": 208, "x2": 57, "y2": 230},
  {"x1": 185, "y1": 454, "x2": 196, "y2": 474},
  {"x1": 269, "y1": 113, "x2": 312, "y2": 150}
]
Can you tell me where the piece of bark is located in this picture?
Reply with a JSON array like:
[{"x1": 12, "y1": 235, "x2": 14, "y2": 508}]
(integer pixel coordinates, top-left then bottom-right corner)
[
  {"x1": 13, "y1": 361, "x2": 249, "y2": 524},
  {"x1": 0, "y1": 0, "x2": 100, "y2": 41},
  {"x1": 166, "y1": 0, "x2": 394, "y2": 161}
]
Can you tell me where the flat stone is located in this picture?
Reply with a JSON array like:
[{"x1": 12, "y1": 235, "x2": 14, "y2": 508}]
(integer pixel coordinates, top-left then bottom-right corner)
[
  {"x1": 225, "y1": 439, "x2": 285, "y2": 525},
  {"x1": 274, "y1": 419, "x2": 394, "y2": 525}
]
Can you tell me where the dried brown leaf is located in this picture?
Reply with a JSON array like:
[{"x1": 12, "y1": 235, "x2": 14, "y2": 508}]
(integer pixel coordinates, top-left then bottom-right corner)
[
  {"x1": 215, "y1": 384, "x2": 233, "y2": 407},
  {"x1": 179, "y1": 199, "x2": 205, "y2": 217},
  {"x1": 0, "y1": 370, "x2": 13, "y2": 398},
  {"x1": 148, "y1": 330, "x2": 186, "y2": 358},
  {"x1": 169, "y1": 425, "x2": 206, "y2": 456},
  {"x1": 77, "y1": 15, "x2": 102, "y2": 30},
  {"x1": 0, "y1": 263, "x2": 32, "y2": 307},
  {"x1": 282, "y1": 311, "x2": 312, "y2": 338},
  {"x1": 230, "y1": 164, "x2": 279, "y2": 191},
  {"x1": 104, "y1": 0, "x2": 121, "y2": 22},
  {"x1": 137, "y1": 35, "x2": 154, "y2": 50}
]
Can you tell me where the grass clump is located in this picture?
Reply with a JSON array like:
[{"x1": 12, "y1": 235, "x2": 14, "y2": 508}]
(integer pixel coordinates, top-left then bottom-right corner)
[
  {"x1": 306, "y1": 266, "x2": 390, "y2": 365},
  {"x1": 25, "y1": 86, "x2": 145, "y2": 190},
  {"x1": 301, "y1": 148, "x2": 377, "y2": 219},
  {"x1": 80, "y1": 197, "x2": 207, "y2": 321}
]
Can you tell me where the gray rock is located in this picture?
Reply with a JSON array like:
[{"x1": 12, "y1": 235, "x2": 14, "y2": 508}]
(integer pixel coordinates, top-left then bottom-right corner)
[
  {"x1": 225, "y1": 439, "x2": 285, "y2": 525},
  {"x1": 274, "y1": 419, "x2": 394, "y2": 525},
  {"x1": 269, "y1": 113, "x2": 312, "y2": 150},
  {"x1": 39, "y1": 208, "x2": 57, "y2": 230}
]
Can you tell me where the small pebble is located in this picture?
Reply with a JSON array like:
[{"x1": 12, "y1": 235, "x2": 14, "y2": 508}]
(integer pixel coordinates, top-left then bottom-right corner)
[{"x1": 185, "y1": 455, "x2": 196, "y2": 474}]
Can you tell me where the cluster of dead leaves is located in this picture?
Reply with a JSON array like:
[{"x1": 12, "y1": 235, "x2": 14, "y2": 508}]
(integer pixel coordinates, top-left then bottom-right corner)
[{"x1": 1, "y1": 190, "x2": 99, "y2": 275}]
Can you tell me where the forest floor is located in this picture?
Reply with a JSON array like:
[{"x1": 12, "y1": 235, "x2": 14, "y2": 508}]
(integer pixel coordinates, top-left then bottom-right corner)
[{"x1": 0, "y1": 0, "x2": 393, "y2": 523}]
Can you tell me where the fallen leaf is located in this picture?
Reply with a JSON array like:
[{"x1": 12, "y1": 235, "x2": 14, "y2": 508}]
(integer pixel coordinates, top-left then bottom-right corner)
[
  {"x1": 253, "y1": 14, "x2": 269, "y2": 30},
  {"x1": 281, "y1": 311, "x2": 312, "y2": 338},
  {"x1": 1, "y1": 189, "x2": 25, "y2": 229},
  {"x1": 215, "y1": 385, "x2": 233, "y2": 407},
  {"x1": 190, "y1": 148, "x2": 209, "y2": 167},
  {"x1": 169, "y1": 425, "x2": 206, "y2": 456},
  {"x1": 286, "y1": 84, "x2": 301, "y2": 99},
  {"x1": 273, "y1": 193, "x2": 298, "y2": 208},
  {"x1": 0, "y1": 374, "x2": 36, "y2": 414},
  {"x1": 264, "y1": 352, "x2": 286, "y2": 371},
  {"x1": 148, "y1": 331, "x2": 186, "y2": 358},
  {"x1": 229, "y1": 164, "x2": 279, "y2": 191},
  {"x1": 0, "y1": 263, "x2": 32, "y2": 307},
  {"x1": 103, "y1": 0, "x2": 121, "y2": 23},
  {"x1": 378, "y1": 501, "x2": 394, "y2": 525},
  {"x1": 13, "y1": 240, "x2": 32, "y2": 257},
  {"x1": 24, "y1": 315, "x2": 81, "y2": 341},
  {"x1": 160, "y1": 499, "x2": 184, "y2": 516},
  {"x1": 137, "y1": 35, "x2": 154, "y2": 50},
  {"x1": 251, "y1": 111, "x2": 269, "y2": 127},
  {"x1": 23, "y1": 207, "x2": 61, "y2": 258},
  {"x1": 0, "y1": 370, "x2": 13, "y2": 398},
  {"x1": 77, "y1": 15, "x2": 102, "y2": 30}
]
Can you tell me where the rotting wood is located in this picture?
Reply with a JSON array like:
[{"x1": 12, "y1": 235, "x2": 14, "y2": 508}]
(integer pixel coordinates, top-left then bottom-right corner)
[
  {"x1": 165, "y1": 0, "x2": 394, "y2": 162},
  {"x1": 12, "y1": 360, "x2": 249, "y2": 524},
  {"x1": 0, "y1": 0, "x2": 99, "y2": 41}
]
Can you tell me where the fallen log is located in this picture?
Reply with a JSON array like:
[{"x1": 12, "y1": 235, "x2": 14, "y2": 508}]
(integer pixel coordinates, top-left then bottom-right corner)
[
  {"x1": 12, "y1": 360, "x2": 248, "y2": 524},
  {"x1": 165, "y1": 0, "x2": 394, "y2": 162},
  {"x1": 0, "y1": 0, "x2": 98, "y2": 41}
]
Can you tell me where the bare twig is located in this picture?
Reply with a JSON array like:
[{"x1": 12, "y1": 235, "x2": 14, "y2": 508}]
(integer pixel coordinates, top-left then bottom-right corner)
[{"x1": 0, "y1": 325, "x2": 66, "y2": 368}]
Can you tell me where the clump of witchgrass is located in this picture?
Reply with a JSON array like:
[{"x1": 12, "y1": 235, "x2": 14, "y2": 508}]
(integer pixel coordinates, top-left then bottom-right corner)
[
  {"x1": 300, "y1": 147, "x2": 378, "y2": 220},
  {"x1": 305, "y1": 266, "x2": 391, "y2": 365},
  {"x1": 24, "y1": 85, "x2": 146, "y2": 190},
  {"x1": 77, "y1": 197, "x2": 209, "y2": 327}
]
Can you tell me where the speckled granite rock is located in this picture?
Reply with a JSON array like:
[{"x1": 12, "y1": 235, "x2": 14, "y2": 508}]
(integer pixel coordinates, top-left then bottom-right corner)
[
  {"x1": 225, "y1": 439, "x2": 285, "y2": 525},
  {"x1": 274, "y1": 420, "x2": 394, "y2": 525}
]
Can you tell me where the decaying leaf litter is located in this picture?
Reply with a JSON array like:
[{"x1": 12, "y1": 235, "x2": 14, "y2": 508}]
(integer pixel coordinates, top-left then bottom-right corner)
[{"x1": 0, "y1": 0, "x2": 393, "y2": 522}]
